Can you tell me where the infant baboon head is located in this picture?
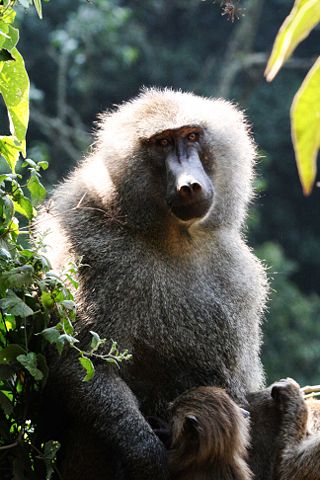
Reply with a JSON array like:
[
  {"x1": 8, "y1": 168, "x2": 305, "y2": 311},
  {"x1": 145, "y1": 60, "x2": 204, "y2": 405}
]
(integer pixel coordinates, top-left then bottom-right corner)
[{"x1": 169, "y1": 386, "x2": 250, "y2": 472}]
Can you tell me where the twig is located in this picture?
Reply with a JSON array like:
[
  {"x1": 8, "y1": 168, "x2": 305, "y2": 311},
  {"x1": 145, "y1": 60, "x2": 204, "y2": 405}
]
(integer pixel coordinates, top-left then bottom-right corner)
[
  {"x1": 301, "y1": 385, "x2": 320, "y2": 395},
  {"x1": 0, "y1": 441, "x2": 18, "y2": 451}
]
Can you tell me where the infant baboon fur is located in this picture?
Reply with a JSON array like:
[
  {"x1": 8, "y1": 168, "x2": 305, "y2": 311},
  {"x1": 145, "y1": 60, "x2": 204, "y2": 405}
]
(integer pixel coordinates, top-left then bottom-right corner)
[
  {"x1": 38, "y1": 88, "x2": 268, "y2": 479},
  {"x1": 169, "y1": 386, "x2": 252, "y2": 480},
  {"x1": 248, "y1": 378, "x2": 320, "y2": 480}
]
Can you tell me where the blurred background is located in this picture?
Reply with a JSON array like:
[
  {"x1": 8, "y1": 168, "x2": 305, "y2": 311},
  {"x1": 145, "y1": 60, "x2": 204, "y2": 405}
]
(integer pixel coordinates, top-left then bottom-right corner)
[{"x1": 16, "y1": 0, "x2": 320, "y2": 385}]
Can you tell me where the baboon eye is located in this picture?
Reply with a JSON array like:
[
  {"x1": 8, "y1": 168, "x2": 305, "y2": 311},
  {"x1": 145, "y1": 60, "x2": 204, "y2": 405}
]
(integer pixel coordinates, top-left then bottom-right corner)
[
  {"x1": 157, "y1": 138, "x2": 171, "y2": 147},
  {"x1": 187, "y1": 132, "x2": 199, "y2": 142}
]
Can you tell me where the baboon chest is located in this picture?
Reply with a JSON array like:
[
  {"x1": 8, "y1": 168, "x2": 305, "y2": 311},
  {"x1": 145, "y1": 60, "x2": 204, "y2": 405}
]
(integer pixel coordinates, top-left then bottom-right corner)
[{"x1": 79, "y1": 238, "x2": 249, "y2": 411}]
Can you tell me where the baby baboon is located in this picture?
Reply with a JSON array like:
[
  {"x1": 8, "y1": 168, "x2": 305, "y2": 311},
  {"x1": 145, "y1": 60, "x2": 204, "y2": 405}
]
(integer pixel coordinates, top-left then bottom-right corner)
[
  {"x1": 248, "y1": 378, "x2": 320, "y2": 480},
  {"x1": 168, "y1": 386, "x2": 252, "y2": 480},
  {"x1": 38, "y1": 88, "x2": 268, "y2": 479}
]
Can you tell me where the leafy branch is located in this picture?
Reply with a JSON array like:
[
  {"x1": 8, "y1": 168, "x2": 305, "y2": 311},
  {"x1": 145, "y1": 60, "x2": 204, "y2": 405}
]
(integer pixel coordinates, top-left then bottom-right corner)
[{"x1": 0, "y1": 2, "x2": 132, "y2": 478}]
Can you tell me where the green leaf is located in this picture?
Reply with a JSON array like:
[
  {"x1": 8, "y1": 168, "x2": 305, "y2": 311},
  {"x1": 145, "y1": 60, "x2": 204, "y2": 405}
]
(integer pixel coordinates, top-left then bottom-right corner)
[
  {"x1": 1, "y1": 195, "x2": 14, "y2": 226},
  {"x1": 0, "y1": 23, "x2": 19, "y2": 51},
  {"x1": 0, "y1": 344, "x2": 25, "y2": 365},
  {"x1": 39, "y1": 327, "x2": 60, "y2": 344},
  {"x1": 40, "y1": 291, "x2": 54, "y2": 308},
  {"x1": 291, "y1": 57, "x2": 320, "y2": 195},
  {"x1": 0, "y1": 246, "x2": 11, "y2": 260},
  {"x1": 0, "y1": 290, "x2": 34, "y2": 317},
  {"x1": 90, "y1": 331, "x2": 101, "y2": 351},
  {"x1": 38, "y1": 160, "x2": 48, "y2": 170},
  {"x1": 27, "y1": 171, "x2": 46, "y2": 205},
  {"x1": 0, "y1": 173, "x2": 15, "y2": 184},
  {"x1": 0, "y1": 265, "x2": 34, "y2": 289},
  {"x1": 58, "y1": 333, "x2": 78, "y2": 345},
  {"x1": 89, "y1": 330, "x2": 105, "y2": 352},
  {"x1": 60, "y1": 300, "x2": 76, "y2": 311},
  {"x1": 33, "y1": 0, "x2": 43, "y2": 19},
  {"x1": 62, "y1": 317, "x2": 74, "y2": 335},
  {"x1": 55, "y1": 333, "x2": 79, "y2": 354},
  {"x1": 265, "y1": 0, "x2": 320, "y2": 81},
  {"x1": 79, "y1": 356, "x2": 95, "y2": 382},
  {"x1": 13, "y1": 195, "x2": 33, "y2": 219},
  {"x1": 0, "y1": 8, "x2": 16, "y2": 25},
  {"x1": 0, "y1": 135, "x2": 21, "y2": 173},
  {"x1": 17, "y1": 352, "x2": 44, "y2": 381},
  {"x1": 43, "y1": 440, "x2": 60, "y2": 480},
  {"x1": 0, "y1": 47, "x2": 30, "y2": 143}
]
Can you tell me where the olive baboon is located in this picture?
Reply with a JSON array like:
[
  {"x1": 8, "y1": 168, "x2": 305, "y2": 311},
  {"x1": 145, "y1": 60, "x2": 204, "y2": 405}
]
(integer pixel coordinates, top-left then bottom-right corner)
[
  {"x1": 168, "y1": 386, "x2": 252, "y2": 480},
  {"x1": 248, "y1": 378, "x2": 320, "y2": 480},
  {"x1": 38, "y1": 88, "x2": 268, "y2": 479}
]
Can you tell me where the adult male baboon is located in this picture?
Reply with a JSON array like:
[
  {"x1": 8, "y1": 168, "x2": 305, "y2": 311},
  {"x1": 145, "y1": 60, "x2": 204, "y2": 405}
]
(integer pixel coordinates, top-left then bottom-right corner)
[
  {"x1": 248, "y1": 378, "x2": 320, "y2": 480},
  {"x1": 168, "y1": 386, "x2": 252, "y2": 480},
  {"x1": 39, "y1": 88, "x2": 268, "y2": 479}
]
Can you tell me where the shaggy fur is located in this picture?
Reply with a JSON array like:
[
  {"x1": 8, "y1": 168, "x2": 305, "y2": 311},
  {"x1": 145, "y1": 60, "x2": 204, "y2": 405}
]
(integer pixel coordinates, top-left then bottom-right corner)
[
  {"x1": 169, "y1": 386, "x2": 252, "y2": 480},
  {"x1": 248, "y1": 378, "x2": 320, "y2": 480},
  {"x1": 37, "y1": 88, "x2": 268, "y2": 479}
]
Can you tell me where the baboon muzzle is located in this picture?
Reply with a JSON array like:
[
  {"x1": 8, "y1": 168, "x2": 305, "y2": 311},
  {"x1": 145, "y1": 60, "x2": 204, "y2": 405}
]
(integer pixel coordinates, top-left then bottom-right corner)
[{"x1": 165, "y1": 148, "x2": 214, "y2": 221}]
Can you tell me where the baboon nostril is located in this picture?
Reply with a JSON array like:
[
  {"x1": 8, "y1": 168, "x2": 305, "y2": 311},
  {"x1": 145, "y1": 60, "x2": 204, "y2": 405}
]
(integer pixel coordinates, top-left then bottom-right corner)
[
  {"x1": 179, "y1": 185, "x2": 192, "y2": 199},
  {"x1": 191, "y1": 182, "x2": 201, "y2": 193}
]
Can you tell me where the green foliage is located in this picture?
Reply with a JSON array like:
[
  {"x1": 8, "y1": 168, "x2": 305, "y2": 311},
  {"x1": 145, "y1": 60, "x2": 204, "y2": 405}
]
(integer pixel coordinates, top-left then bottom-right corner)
[
  {"x1": 291, "y1": 58, "x2": 320, "y2": 195},
  {"x1": 0, "y1": 2, "x2": 132, "y2": 477},
  {"x1": 257, "y1": 242, "x2": 320, "y2": 386},
  {"x1": 265, "y1": 0, "x2": 320, "y2": 195}
]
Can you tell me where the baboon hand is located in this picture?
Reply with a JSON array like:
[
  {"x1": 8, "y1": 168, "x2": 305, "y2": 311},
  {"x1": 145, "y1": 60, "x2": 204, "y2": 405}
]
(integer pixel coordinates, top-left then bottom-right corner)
[{"x1": 271, "y1": 378, "x2": 303, "y2": 410}]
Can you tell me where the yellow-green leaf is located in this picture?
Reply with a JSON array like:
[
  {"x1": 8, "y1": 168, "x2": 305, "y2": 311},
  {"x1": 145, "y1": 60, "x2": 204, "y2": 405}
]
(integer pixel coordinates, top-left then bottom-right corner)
[
  {"x1": 0, "y1": 135, "x2": 21, "y2": 172},
  {"x1": 290, "y1": 57, "x2": 320, "y2": 196},
  {"x1": 33, "y1": 0, "x2": 43, "y2": 19},
  {"x1": 79, "y1": 356, "x2": 95, "y2": 382},
  {"x1": 265, "y1": 0, "x2": 320, "y2": 82},
  {"x1": 0, "y1": 22, "x2": 19, "y2": 50},
  {"x1": 0, "y1": 47, "x2": 30, "y2": 143},
  {"x1": 0, "y1": 7, "x2": 16, "y2": 25}
]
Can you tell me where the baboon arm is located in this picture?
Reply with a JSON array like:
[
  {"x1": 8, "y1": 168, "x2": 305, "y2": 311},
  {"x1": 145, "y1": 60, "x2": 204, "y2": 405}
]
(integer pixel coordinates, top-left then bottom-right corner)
[
  {"x1": 272, "y1": 380, "x2": 320, "y2": 480},
  {"x1": 280, "y1": 436, "x2": 320, "y2": 480},
  {"x1": 51, "y1": 360, "x2": 169, "y2": 480}
]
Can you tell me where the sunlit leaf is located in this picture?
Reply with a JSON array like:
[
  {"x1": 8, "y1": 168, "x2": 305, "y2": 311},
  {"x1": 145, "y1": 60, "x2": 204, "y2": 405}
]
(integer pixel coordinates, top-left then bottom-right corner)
[
  {"x1": 13, "y1": 195, "x2": 33, "y2": 219},
  {"x1": 79, "y1": 356, "x2": 95, "y2": 382},
  {"x1": 33, "y1": 0, "x2": 43, "y2": 19},
  {"x1": 0, "y1": 7, "x2": 16, "y2": 25},
  {"x1": 0, "y1": 47, "x2": 30, "y2": 143},
  {"x1": 27, "y1": 171, "x2": 46, "y2": 205},
  {"x1": 0, "y1": 23, "x2": 19, "y2": 51},
  {"x1": 291, "y1": 57, "x2": 320, "y2": 196},
  {"x1": 265, "y1": 0, "x2": 320, "y2": 81},
  {"x1": 0, "y1": 135, "x2": 21, "y2": 172}
]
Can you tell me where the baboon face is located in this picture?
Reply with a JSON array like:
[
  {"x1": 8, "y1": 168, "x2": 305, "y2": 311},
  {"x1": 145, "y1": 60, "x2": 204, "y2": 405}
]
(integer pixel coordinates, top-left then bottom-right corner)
[
  {"x1": 97, "y1": 89, "x2": 256, "y2": 229},
  {"x1": 144, "y1": 126, "x2": 214, "y2": 222}
]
